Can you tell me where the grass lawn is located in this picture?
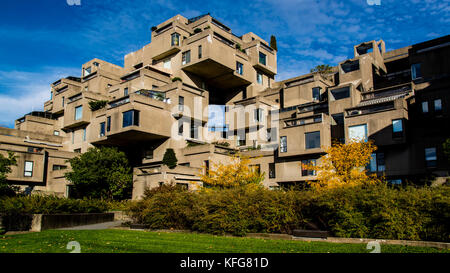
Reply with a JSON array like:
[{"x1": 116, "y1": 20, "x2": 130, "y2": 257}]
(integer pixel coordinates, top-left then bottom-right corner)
[{"x1": 0, "y1": 229, "x2": 448, "y2": 253}]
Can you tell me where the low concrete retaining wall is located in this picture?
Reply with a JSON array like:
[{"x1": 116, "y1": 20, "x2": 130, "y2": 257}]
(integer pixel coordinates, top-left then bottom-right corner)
[
  {"x1": 2, "y1": 213, "x2": 114, "y2": 232},
  {"x1": 246, "y1": 232, "x2": 450, "y2": 250}
]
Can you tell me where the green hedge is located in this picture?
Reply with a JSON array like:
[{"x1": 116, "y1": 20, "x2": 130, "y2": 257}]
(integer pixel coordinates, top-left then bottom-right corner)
[
  {"x1": 0, "y1": 195, "x2": 128, "y2": 215},
  {"x1": 127, "y1": 184, "x2": 450, "y2": 241}
]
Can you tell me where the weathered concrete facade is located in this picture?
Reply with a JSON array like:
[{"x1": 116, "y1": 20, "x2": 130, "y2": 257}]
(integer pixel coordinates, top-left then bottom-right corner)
[{"x1": 1, "y1": 14, "x2": 449, "y2": 198}]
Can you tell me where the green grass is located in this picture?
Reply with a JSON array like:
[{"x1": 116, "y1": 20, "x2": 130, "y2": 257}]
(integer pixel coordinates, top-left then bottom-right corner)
[{"x1": 0, "y1": 229, "x2": 448, "y2": 253}]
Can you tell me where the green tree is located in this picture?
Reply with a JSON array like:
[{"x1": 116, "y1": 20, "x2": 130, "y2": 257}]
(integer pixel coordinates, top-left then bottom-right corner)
[
  {"x1": 65, "y1": 147, "x2": 132, "y2": 200},
  {"x1": 270, "y1": 35, "x2": 277, "y2": 51},
  {"x1": 444, "y1": 138, "x2": 450, "y2": 163},
  {"x1": 0, "y1": 151, "x2": 17, "y2": 196},
  {"x1": 162, "y1": 148, "x2": 178, "y2": 169},
  {"x1": 310, "y1": 64, "x2": 333, "y2": 75}
]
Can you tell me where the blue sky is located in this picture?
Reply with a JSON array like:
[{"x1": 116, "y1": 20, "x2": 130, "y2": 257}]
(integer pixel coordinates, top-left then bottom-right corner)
[{"x1": 0, "y1": 0, "x2": 449, "y2": 127}]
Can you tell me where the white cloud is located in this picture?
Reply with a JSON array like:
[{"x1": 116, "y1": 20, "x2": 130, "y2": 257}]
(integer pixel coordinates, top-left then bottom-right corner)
[{"x1": 0, "y1": 67, "x2": 79, "y2": 127}]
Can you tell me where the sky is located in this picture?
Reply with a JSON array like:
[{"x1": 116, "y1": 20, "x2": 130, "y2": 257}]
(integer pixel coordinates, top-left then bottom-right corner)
[{"x1": 0, "y1": 0, "x2": 448, "y2": 128}]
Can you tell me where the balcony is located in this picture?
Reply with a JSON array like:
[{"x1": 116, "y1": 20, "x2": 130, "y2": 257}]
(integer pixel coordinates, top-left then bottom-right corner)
[
  {"x1": 181, "y1": 30, "x2": 252, "y2": 89},
  {"x1": 92, "y1": 92, "x2": 173, "y2": 146}
]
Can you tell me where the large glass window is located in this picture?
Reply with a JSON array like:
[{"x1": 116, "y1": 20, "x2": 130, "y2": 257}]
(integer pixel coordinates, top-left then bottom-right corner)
[
  {"x1": 269, "y1": 163, "x2": 276, "y2": 178},
  {"x1": 411, "y1": 63, "x2": 422, "y2": 80},
  {"x1": 122, "y1": 110, "x2": 139, "y2": 128},
  {"x1": 257, "y1": 72, "x2": 263, "y2": 84},
  {"x1": 434, "y1": 99, "x2": 442, "y2": 113},
  {"x1": 280, "y1": 136, "x2": 287, "y2": 153},
  {"x1": 422, "y1": 101, "x2": 429, "y2": 113},
  {"x1": 190, "y1": 121, "x2": 199, "y2": 139},
  {"x1": 100, "y1": 122, "x2": 106, "y2": 137},
  {"x1": 178, "y1": 119, "x2": 183, "y2": 136},
  {"x1": 75, "y1": 106, "x2": 83, "y2": 120},
  {"x1": 24, "y1": 161, "x2": 34, "y2": 177},
  {"x1": 171, "y1": 33, "x2": 180, "y2": 46},
  {"x1": 179, "y1": 96, "x2": 184, "y2": 111},
  {"x1": 331, "y1": 87, "x2": 350, "y2": 100},
  {"x1": 182, "y1": 51, "x2": 191, "y2": 65},
  {"x1": 348, "y1": 124, "x2": 367, "y2": 142},
  {"x1": 425, "y1": 147, "x2": 437, "y2": 167},
  {"x1": 312, "y1": 87, "x2": 321, "y2": 101},
  {"x1": 392, "y1": 119, "x2": 403, "y2": 138},
  {"x1": 106, "y1": 116, "x2": 111, "y2": 132},
  {"x1": 301, "y1": 159, "x2": 316, "y2": 176},
  {"x1": 236, "y1": 62, "x2": 243, "y2": 75},
  {"x1": 368, "y1": 153, "x2": 385, "y2": 172},
  {"x1": 124, "y1": 87, "x2": 129, "y2": 96},
  {"x1": 305, "y1": 131, "x2": 321, "y2": 149},
  {"x1": 259, "y1": 52, "x2": 266, "y2": 65}
]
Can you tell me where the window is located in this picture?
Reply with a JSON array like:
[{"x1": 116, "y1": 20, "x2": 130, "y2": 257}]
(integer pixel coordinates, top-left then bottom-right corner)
[
  {"x1": 312, "y1": 87, "x2": 321, "y2": 101},
  {"x1": 75, "y1": 106, "x2": 82, "y2": 120},
  {"x1": 425, "y1": 147, "x2": 437, "y2": 167},
  {"x1": 179, "y1": 96, "x2": 184, "y2": 111},
  {"x1": 106, "y1": 116, "x2": 111, "y2": 132},
  {"x1": 332, "y1": 113, "x2": 344, "y2": 125},
  {"x1": 301, "y1": 159, "x2": 316, "y2": 176},
  {"x1": 163, "y1": 59, "x2": 171, "y2": 69},
  {"x1": 124, "y1": 87, "x2": 129, "y2": 96},
  {"x1": 411, "y1": 63, "x2": 422, "y2": 80},
  {"x1": 341, "y1": 60, "x2": 359, "y2": 73},
  {"x1": 434, "y1": 99, "x2": 442, "y2": 113},
  {"x1": 254, "y1": 108, "x2": 263, "y2": 122},
  {"x1": 259, "y1": 52, "x2": 266, "y2": 65},
  {"x1": 122, "y1": 110, "x2": 139, "y2": 127},
  {"x1": 190, "y1": 121, "x2": 199, "y2": 139},
  {"x1": 250, "y1": 164, "x2": 261, "y2": 175},
  {"x1": 182, "y1": 51, "x2": 191, "y2": 65},
  {"x1": 62, "y1": 96, "x2": 65, "y2": 107},
  {"x1": 83, "y1": 67, "x2": 91, "y2": 77},
  {"x1": 257, "y1": 72, "x2": 263, "y2": 84},
  {"x1": 368, "y1": 153, "x2": 385, "y2": 172},
  {"x1": 392, "y1": 119, "x2": 403, "y2": 138},
  {"x1": 171, "y1": 33, "x2": 180, "y2": 46},
  {"x1": 305, "y1": 131, "x2": 320, "y2": 149},
  {"x1": 269, "y1": 163, "x2": 276, "y2": 178},
  {"x1": 144, "y1": 149, "x2": 154, "y2": 159},
  {"x1": 74, "y1": 149, "x2": 81, "y2": 153},
  {"x1": 198, "y1": 45, "x2": 202, "y2": 59},
  {"x1": 52, "y1": 165, "x2": 67, "y2": 171},
  {"x1": 100, "y1": 122, "x2": 106, "y2": 137},
  {"x1": 236, "y1": 134, "x2": 246, "y2": 146},
  {"x1": 53, "y1": 130, "x2": 60, "y2": 136},
  {"x1": 331, "y1": 87, "x2": 350, "y2": 100},
  {"x1": 280, "y1": 136, "x2": 287, "y2": 153},
  {"x1": 422, "y1": 101, "x2": 429, "y2": 113},
  {"x1": 236, "y1": 62, "x2": 243, "y2": 75},
  {"x1": 83, "y1": 128, "x2": 86, "y2": 141},
  {"x1": 93, "y1": 62, "x2": 99, "y2": 67},
  {"x1": 24, "y1": 161, "x2": 34, "y2": 177},
  {"x1": 348, "y1": 124, "x2": 368, "y2": 142},
  {"x1": 178, "y1": 119, "x2": 183, "y2": 136},
  {"x1": 388, "y1": 179, "x2": 402, "y2": 185}
]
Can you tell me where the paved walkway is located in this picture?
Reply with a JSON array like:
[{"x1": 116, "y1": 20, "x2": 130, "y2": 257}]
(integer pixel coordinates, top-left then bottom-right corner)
[{"x1": 57, "y1": 220, "x2": 124, "y2": 230}]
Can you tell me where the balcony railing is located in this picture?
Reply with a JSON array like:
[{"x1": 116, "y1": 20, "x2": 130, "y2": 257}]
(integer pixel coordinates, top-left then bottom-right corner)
[
  {"x1": 363, "y1": 83, "x2": 411, "y2": 100},
  {"x1": 284, "y1": 114, "x2": 323, "y2": 128}
]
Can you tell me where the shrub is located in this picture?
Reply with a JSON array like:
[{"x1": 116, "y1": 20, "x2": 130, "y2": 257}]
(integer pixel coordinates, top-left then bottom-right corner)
[
  {"x1": 0, "y1": 195, "x2": 117, "y2": 215},
  {"x1": 65, "y1": 147, "x2": 133, "y2": 200},
  {"x1": 127, "y1": 184, "x2": 450, "y2": 241},
  {"x1": 88, "y1": 100, "x2": 108, "y2": 111},
  {"x1": 172, "y1": 77, "x2": 182, "y2": 82},
  {"x1": 162, "y1": 148, "x2": 178, "y2": 169},
  {"x1": 0, "y1": 151, "x2": 17, "y2": 197}
]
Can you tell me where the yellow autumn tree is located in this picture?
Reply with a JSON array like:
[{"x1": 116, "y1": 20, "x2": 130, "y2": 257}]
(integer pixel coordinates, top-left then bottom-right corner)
[
  {"x1": 199, "y1": 153, "x2": 265, "y2": 188},
  {"x1": 304, "y1": 140, "x2": 381, "y2": 190}
]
